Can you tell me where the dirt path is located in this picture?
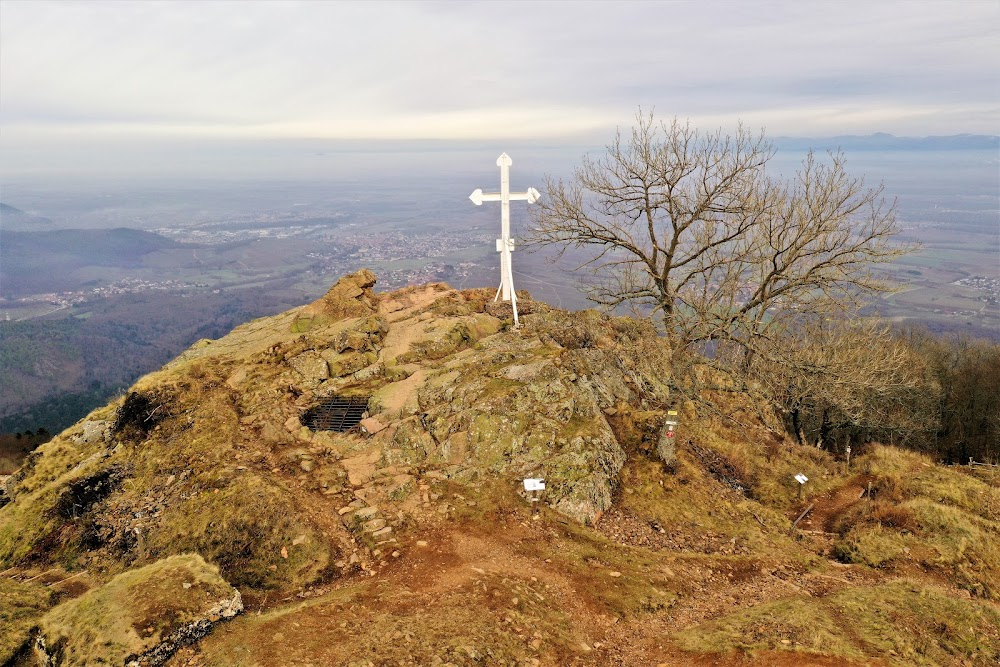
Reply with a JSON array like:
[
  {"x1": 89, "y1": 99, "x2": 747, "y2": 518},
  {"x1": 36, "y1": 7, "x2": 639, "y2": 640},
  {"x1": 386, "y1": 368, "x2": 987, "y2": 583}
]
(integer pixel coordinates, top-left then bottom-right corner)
[{"x1": 795, "y1": 475, "x2": 873, "y2": 533}]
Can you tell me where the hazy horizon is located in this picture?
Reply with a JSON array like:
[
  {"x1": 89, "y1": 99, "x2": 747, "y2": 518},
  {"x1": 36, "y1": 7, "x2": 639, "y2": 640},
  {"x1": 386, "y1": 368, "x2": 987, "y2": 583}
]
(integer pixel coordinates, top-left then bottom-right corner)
[{"x1": 2, "y1": 0, "x2": 998, "y2": 183}]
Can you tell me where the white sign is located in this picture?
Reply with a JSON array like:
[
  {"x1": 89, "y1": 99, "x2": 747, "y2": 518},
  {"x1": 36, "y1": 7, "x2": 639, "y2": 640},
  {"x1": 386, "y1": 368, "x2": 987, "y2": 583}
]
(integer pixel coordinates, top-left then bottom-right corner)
[
  {"x1": 495, "y1": 238, "x2": 515, "y2": 253},
  {"x1": 523, "y1": 478, "x2": 546, "y2": 492},
  {"x1": 794, "y1": 473, "x2": 809, "y2": 485},
  {"x1": 469, "y1": 153, "x2": 540, "y2": 327}
]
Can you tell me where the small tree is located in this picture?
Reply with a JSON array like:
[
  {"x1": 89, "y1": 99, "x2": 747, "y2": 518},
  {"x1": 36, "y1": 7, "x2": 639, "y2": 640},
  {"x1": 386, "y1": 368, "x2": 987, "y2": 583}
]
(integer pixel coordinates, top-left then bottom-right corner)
[{"x1": 529, "y1": 111, "x2": 915, "y2": 433}]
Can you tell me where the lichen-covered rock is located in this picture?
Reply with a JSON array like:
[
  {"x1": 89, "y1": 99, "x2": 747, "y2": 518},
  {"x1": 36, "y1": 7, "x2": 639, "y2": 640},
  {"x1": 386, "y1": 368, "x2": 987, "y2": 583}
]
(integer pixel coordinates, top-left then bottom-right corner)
[
  {"x1": 288, "y1": 350, "x2": 330, "y2": 382},
  {"x1": 35, "y1": 554, "x2": 241, "y2": 667},
  {"x1": 656, "y1": 422, "x2": 678, "y2": 467},
  {"x1": 69, "y1": 419, "x2": 110, "y2": 446},
  {"x1": 292, "y1": 269, "x2": 379, "y2": 332},
  {"x1": 386, "y1": 308, "x2": 671, "y2": 523}
]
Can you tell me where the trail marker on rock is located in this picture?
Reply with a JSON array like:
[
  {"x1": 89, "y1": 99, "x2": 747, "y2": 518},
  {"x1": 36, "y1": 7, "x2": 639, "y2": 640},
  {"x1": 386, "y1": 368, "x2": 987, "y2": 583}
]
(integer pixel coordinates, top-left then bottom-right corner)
[
  {"x1": 469, "y1": 153, "x2": 540, "y2": 328},
  {"x1": 664, "y1": 410, "x2": 679, "y2": 439},
  {"x1": 523, "y1": 477, "x2": 545, "y2": 515},
  {"x1": 656, "y1": 410, "x2": 680, "y2": 466},
  {"x1": 523, "y1": 478, "x2": 546, "y2": 492}
]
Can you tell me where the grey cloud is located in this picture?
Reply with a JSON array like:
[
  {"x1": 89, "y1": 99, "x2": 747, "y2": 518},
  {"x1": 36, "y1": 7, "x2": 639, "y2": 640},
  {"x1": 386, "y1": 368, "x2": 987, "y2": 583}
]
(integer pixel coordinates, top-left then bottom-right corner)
[{"x1": 0, "y1": 0, "x2": 997, "y2": 142}]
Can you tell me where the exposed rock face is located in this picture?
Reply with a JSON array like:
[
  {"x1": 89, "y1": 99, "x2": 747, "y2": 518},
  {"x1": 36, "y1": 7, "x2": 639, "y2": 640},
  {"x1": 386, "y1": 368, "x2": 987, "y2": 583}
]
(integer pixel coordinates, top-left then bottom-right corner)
[
  {"x1": 0, "y1": 475, "x2": 10, "y2": 509},
  {"x1": 70, "y1": 419, "x2": 109, "y2": 446},
  {"x1": 292, "y1": 269, "x2": 379, "y2": 332}
]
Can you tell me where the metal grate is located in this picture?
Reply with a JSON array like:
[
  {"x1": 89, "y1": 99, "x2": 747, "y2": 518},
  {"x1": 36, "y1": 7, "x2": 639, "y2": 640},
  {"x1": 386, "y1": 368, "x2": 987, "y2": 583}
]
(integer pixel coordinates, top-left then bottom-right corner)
[{"x1": 302, "y1": 396, "x2": 369, "y2": 432}]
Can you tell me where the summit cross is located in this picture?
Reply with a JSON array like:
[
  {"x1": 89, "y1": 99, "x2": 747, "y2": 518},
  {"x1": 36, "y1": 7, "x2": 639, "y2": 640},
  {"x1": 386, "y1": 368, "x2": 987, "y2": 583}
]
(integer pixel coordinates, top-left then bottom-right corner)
[{"x1": 469, "y1": 152, "x2": 540, "y2": 327}]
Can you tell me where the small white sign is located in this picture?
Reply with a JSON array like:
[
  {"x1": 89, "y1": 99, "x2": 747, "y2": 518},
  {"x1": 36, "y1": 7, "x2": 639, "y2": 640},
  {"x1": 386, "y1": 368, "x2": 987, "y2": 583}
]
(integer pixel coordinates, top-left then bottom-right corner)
[
  {"x1": 523, "y1": 478, "x2": 545, "y2": 492},
  {"x1": 794, "y1": 473, "x2": 809, "y2": 485}
]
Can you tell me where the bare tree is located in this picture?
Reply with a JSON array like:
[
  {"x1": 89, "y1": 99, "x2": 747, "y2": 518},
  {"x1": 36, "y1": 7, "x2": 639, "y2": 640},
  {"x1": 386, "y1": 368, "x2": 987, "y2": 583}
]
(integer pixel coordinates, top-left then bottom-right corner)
[{"x1": 529, "y1": 111, "x2": 916, "y2": 434}]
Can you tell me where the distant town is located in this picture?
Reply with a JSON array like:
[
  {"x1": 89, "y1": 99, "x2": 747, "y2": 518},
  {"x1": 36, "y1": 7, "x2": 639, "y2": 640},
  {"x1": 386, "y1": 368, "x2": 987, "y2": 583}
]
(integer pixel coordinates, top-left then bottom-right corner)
[
  {"x1": 3, "y1": 278, "x2": 201, "y2": 320},
  {"x1": 955, "y1": 275, "x2": 1000, "y2": 302}
]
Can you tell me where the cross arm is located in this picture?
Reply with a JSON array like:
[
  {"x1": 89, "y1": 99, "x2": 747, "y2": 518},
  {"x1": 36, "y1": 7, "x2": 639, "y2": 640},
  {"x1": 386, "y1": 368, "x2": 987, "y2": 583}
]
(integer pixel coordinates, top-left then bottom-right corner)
[{"x1": 469, "y1": 187, "x2": 541, "y2": 205}]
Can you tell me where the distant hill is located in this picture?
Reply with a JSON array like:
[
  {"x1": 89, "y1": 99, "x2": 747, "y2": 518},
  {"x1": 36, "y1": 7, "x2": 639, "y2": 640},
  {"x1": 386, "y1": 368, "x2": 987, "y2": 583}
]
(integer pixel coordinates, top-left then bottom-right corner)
[
  {"x1": 0, "y1": 202, "x2": 53, "y2": 229},
  {"x1": 774, "y1": 133, "x2": 999, "y2": 152},
  {"x1": 0, "y1": 227, "x2": 182, "y2": 293},
  {"x1": 0, "y1": 284, "x2": 311, "y2": 435}
]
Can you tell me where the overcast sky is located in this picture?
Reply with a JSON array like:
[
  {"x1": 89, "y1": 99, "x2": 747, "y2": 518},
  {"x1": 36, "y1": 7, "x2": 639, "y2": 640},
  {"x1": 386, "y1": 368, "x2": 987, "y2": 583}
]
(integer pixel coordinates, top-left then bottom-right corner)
[{"x1": 1, "y1": 0, "x2": 998, "y2": 152}]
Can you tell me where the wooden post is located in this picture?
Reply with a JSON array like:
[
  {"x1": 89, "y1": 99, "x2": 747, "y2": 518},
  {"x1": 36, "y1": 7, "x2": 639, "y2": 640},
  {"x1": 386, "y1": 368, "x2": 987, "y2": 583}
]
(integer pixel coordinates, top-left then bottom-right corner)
[{"x1": 791, "y1": 503, "x2": 815, "y2": 532}]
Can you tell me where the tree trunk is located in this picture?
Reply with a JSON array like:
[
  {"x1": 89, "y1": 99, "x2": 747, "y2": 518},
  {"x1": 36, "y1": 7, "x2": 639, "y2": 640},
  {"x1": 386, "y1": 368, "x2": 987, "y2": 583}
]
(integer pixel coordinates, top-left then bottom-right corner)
[{"x1": 817, "y1": 409, "x2": 832, "y2": 449}]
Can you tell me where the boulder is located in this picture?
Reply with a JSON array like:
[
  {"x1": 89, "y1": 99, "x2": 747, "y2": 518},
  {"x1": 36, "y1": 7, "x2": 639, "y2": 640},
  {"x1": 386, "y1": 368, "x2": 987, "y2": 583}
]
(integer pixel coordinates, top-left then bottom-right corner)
[
  {"x1": 287, "y1": 350, "x2": 330, "y2": 382},
  {"x1": 291, "y1": 269, "x2": 379, "y2": 332}
]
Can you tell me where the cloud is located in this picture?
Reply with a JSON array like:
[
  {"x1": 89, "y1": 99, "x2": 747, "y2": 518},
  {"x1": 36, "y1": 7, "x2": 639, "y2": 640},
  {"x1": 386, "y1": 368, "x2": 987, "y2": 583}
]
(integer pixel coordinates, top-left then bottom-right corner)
[{"x1": 1, "y1": 0, "x2": 997, "y2": 142}]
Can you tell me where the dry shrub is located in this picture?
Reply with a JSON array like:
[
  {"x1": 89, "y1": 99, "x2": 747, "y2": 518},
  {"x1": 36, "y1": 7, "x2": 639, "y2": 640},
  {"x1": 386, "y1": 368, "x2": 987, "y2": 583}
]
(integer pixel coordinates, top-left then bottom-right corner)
[
  {"x1": 537, "y1": 310, "x2": 610, "y2": 349},
  {"x1": 870, "y1": 473, "x2": 906, "y2": 503},
  {"x1": 832, "y1": 500, "x2": 917, "y2": 536},
  {"x1": 868, "y1": 502, "x2": 918, "y2": 532},
  {"x1": 111, "y1": 390, "x2": 170, "y2": 440},
  {"x1": 687, "y1": 440, "x2": 755, "y2": 496},
  {"x1": 604, "y1": 406, "x2": 663, "y2": 455}
]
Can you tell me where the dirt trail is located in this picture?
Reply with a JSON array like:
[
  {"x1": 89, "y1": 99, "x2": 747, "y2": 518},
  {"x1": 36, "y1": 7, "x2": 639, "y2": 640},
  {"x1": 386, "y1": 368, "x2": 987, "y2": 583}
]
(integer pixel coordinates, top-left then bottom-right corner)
[{"x1": 795, "y1": 475, "x2": 873, "y2": 533}]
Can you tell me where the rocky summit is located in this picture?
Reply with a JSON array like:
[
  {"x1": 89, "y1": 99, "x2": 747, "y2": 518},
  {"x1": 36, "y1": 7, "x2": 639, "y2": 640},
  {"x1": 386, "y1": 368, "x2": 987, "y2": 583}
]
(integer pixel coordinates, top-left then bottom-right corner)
[{"x1": 2, "y1": 271, "x2": 998, "y2": 667}]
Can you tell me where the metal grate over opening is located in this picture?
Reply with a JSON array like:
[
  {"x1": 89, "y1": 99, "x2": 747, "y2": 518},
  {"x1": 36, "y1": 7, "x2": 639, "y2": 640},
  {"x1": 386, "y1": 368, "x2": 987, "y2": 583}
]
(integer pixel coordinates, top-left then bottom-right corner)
[{"x1": 302, "y1": 396, "x2": 369, "y2": 432}]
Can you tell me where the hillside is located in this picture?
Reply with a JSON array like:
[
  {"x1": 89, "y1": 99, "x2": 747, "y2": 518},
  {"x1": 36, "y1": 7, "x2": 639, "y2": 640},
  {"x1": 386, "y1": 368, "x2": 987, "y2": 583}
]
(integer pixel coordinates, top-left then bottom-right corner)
[
  {"x1": 1, "y1": 271, "x2": 998, "y2": 666},
  {"x1": 0, "y1": 204, "x2": 53, "y2": 230},
  {"x1": 0, "y1": 228, "x2": 181, "y2": 294},
  {"x1": 0, "y1": 286, "x2": 312, "y2": 437}
]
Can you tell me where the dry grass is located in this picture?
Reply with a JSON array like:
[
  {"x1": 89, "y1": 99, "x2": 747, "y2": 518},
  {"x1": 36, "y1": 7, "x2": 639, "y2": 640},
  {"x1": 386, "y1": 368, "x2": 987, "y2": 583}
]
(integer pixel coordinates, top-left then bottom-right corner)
[
  {"x1": 0, "y1": 577, "x2": 56, "y2": 663},
  {"x1": 197, "y1": 576, "x2": 585, "y2": 667},
  {"x1": 616, "y1": 454, "x2": 804, "y2": 562},
  {"x1": 38, "y1": 554, "x2": 238, "y2": 666},
  {"x1": 831, "y1": 445, "x2": 1000, "y2": 598},
  {"x1": 0, "y1": 360, "x2": 337, "y2": 592},
  {"x1": 676, "y1": 580, "x2": 1000, "y2": 665},
  {"x1": 682, "y1": 415, "x2": 843, "y2": 511}
]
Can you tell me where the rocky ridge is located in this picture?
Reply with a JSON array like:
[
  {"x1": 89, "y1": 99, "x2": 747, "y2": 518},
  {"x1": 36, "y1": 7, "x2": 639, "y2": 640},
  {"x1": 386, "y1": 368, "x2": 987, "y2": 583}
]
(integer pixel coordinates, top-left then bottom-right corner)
[
  {"x1": 2, "y1": 271, "x2": 997, "y2": 667},
  {"x1": 0, "y1": 270, "x2": 676, "y2": 663}
]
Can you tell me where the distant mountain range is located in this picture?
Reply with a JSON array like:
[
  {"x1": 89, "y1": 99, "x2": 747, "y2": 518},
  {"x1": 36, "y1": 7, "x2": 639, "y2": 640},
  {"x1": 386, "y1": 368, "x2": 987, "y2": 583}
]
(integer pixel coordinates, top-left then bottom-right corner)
[{"x1": 773, "y1": 133, "x2": 999, "y2": 152}]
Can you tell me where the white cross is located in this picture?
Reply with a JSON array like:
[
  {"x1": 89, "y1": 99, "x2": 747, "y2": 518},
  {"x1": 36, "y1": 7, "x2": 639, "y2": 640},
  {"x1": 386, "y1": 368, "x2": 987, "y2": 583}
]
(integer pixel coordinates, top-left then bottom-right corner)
[{"x1": 469, "y1": 152, "x2": 540, "y2": 327}]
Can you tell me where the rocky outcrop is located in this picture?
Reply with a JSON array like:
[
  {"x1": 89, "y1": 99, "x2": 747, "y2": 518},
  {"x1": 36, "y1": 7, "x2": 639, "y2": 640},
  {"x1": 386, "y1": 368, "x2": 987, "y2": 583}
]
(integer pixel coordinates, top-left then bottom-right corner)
[
  {"x1": 34, "y1": 554, "x2": 241, "y2": 667},
  {"x1": 291, "y1": 269, "x2": 379, "y2": 332},
  {"x1": 0, "y1": 272, "x2": 678, "y2": 660}
]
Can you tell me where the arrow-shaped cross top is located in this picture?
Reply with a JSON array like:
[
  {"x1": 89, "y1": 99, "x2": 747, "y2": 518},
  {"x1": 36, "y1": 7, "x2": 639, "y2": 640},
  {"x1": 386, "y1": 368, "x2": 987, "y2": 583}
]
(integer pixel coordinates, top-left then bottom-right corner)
[{"x1": 468, "y1": 153, "x2": 540, "y2": 206}]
